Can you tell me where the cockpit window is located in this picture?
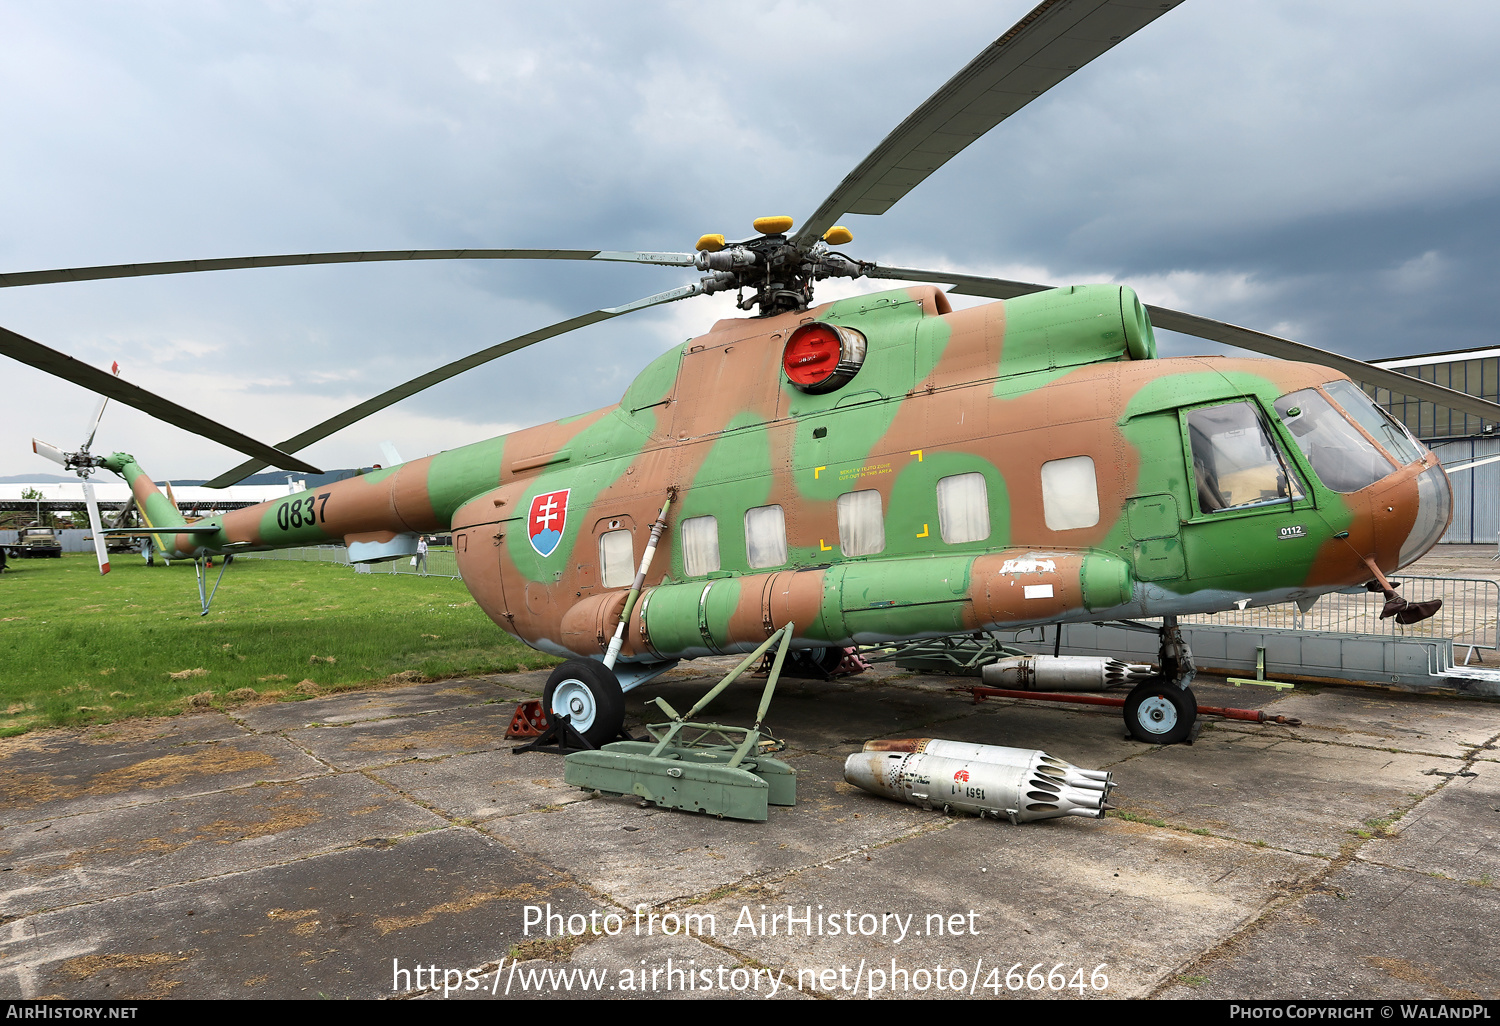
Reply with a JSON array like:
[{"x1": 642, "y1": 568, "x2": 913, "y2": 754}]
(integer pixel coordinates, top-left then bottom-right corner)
[
  {"x1": 1275, "y1": 388, "x2": 1395, "y2": 493},
  {"x1": 1186, "y1": 401, "x2": 1304, "y2": 514},
  {"x1": 1323, "y1": 380, "x2": 1426, "y2": 467}
]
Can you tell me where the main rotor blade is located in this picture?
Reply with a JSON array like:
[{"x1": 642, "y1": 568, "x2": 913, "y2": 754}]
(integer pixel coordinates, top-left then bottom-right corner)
[
  {"x1": 792, "y1": 0, "x2": 1183, "y2": 246},
  {"x1": 0, "y1": 324, "x2": 322, "y2": 474},
  {"x1": 202, "y1": 283, "x2": 706, "y2": 488},
  {"x1": 0, "y1": 249, "x2": 694, "y2": 289},
  {"x1": 1142, "y1": 307, "x2": 1500, "y2": 424},
  {"x1": 866, "y1": 264, "x2": 1500, "y2": 423}
]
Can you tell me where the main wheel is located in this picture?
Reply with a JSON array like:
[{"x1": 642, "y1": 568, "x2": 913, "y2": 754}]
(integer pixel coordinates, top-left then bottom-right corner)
[
  {"x1": 544, "y1": 660, "x2": 625, "y2": 747},
  {"x1": 1123, "y1": 680, "x2": 1197, "y2": 745}
]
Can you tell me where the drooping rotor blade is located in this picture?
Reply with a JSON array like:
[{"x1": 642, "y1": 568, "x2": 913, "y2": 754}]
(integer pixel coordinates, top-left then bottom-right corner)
[
  {"x1": 0, "y1": 249, "x2": 695, "y2": 289},
  {"x1": 792, "y1": 0, "x2": 1184, "y2": 246},
  {"x1": 1142, "y1": 307, "x2": 1500, "y2": 424},
  {"x1": 866, "y1": 264, "x2": 1500, "y2": 423},
  {"x1": 1441, "y1": 453, "x2": 1500, "y2": 476},
  {"x1": 202, "y1": 283, "x2": 706, "y2": 488},
  {"x1": 866, "y1": 264, "x2": 1049, "y2": 300},
  {"x1": 1, "y1": 324, "x2": 322, "y2": 474},
  {"x1": 82, "y1": 481, "x2": 110, "y2": 575}
]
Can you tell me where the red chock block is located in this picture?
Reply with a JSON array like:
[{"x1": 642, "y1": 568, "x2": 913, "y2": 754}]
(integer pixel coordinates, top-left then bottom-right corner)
[{"x1": 506, "y1": 699, "x2": 550, "y2": 738}]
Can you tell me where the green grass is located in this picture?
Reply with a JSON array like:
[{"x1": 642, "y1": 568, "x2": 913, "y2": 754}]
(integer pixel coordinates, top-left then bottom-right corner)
[{"x1": 0, "y1": 553, "x2": 556, "y2": 734}]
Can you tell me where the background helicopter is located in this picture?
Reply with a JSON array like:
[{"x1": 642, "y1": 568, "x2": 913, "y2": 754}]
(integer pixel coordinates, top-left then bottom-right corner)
[{"x1": 5, "y1": 1, "x2": 1500, "y2": 744}]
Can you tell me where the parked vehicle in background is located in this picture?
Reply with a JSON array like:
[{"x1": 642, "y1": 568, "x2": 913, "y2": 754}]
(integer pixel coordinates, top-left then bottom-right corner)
[{"x1": 4, "y1": 526, "x2": 63, "y2": 559}]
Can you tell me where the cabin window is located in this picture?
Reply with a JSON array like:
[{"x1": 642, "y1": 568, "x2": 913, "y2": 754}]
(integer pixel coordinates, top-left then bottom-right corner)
[
  {"x1": 744, "y1": 505, "x2": 788, "y2": 569},
  {"x1": 599, "y1": 529, "x2": 635, "y2": 588},
  {"x1": 837, "y1": 490, "x2": 886, "y2": 557},
  {"x1": 1188, "y1": 402, "x2": 1306, "y2": 512},
  {"x1": 1041, "y1": 455, "x2": 1101, "y2": 530},
  {"x1": 937, "y1": 473, "x2": 990, "y2": 544},
  {"x1": 680, "y1": 515, "x2": 721, "y2": 577}
]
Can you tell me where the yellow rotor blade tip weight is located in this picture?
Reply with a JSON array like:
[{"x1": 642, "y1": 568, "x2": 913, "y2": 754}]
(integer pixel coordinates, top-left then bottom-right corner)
[
  {"x1": 695, "y1": 234, "x2": 726, "y2": 253},
  {"x1": 823, "y1": 226, "x2": 853, "y2": 245},
  {"x1": 752, "y1": 216, "x2": 795, "y2": 235}
]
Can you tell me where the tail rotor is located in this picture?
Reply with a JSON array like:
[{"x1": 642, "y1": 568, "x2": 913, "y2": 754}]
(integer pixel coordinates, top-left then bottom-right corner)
[{"x1": 30, "y1": 363, "x2": 123, "y2": 575}]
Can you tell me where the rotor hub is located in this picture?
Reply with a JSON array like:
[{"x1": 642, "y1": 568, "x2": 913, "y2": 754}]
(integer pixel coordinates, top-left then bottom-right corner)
[{"x1": 693, "y1": 220, "x2": 865, "y2": 316}]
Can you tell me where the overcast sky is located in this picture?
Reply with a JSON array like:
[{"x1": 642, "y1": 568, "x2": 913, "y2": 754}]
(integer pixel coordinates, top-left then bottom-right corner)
[{"x1": 3, "y1": 0, "x2": 1499, "y2": 481}]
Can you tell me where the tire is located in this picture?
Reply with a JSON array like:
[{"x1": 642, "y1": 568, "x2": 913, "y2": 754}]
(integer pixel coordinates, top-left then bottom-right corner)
[
  {"x1": 544, "y1": 660, "x2": 625, "y2": 746},
  {"x1": 1123, "y1": 680, "x2": 1197, "y2": 745}
]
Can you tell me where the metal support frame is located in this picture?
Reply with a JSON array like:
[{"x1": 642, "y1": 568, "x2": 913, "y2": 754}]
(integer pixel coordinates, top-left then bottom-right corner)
[
  {"x1": 193, "y1": 557, "x2": 229, "y2": 616},
  {"x1": 642, "y1": 623, "x2": 794, "y2": 763}
]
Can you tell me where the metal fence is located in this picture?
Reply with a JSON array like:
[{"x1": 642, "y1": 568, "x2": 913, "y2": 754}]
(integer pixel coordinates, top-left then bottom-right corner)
[
  {"x1": 1179, "y1": 575, "x2": 1500, "y2": 659},
  {"x1": 238, "y1": 544, "x2": 463, "y2": 580}
]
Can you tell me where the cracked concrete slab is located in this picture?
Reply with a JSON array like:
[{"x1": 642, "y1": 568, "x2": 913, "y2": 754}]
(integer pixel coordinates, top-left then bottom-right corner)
[
  {"x1": 0, "y1": 714, "x2": 248, "y2": 773},
  {"x1": 0, "y1": 734, "x2": 329, "y2": 828},
  {"x1": 0, "y1": 828, "x2": 593, "y2": 1000},
  {"x1": 430, "y1": 931, "x2": 806, "y2": 1001},
  {"x1": 1359, "y1": 763, "x2": 1500, "y2": 885},
  {"x1": 283, "y1": 703, "x2": 522, "y2": 771},
  {"x1": 372, "y1": 747, "x2": 592, "y2": 823},
  {"x1": 482, "y1": 748, "x2": 941, "y2": 908},
  {"x1": 1155, "y1": 861, "x2": 1500, "y2": 999},
  {"x1": 4, "y1": 660, "x2": 1499, "y2": 1001},
  {"x1": 0, "y1": 773, "x2": 448, "y2": 918},
  {"x1": 686, "y1": 815, "x2": 1324, "y2": 999},
  {"x1": 1108, "y1": 727, "x2": 1446, "y2": 856},
  {"x1": 1213, "y1": 686, "x2": 1500, "y2": 759},
  {"x1": 233, "y1": 675, "x2": 544, "y2": 732}
]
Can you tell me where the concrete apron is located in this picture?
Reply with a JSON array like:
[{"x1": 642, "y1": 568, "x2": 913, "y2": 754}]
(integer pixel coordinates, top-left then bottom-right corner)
[{"x1": 1, "y1": 664, "x2": 1497, "y2": 1000}]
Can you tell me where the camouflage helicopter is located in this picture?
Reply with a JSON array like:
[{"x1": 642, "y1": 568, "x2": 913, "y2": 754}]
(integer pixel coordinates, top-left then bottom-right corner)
[{"x1": 5, "y1": 0, "x2": 1497, "y2": 746}]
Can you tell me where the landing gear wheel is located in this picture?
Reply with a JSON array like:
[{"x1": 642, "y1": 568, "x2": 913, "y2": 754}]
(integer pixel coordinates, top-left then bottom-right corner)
[
  {"x1": 1123, "y1": 680, "x2": 1197, "y2": 745},
  {"x1": 544, "y1": 660, "x2": 625, "y2": 747}
]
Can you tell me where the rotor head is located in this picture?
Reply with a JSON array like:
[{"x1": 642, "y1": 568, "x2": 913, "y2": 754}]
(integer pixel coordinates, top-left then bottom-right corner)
[{"x1": 692, "y1": 218, "x2": 863, "y2": 315}]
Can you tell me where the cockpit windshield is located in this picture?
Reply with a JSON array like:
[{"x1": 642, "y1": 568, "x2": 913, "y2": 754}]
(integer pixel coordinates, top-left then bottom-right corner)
[
  {"x1": 1322, "y1": 380, "x2": 1427, "y2": 467},
  {"x1": 1274, "y1": 388, "x2": 1396, "y2": 493}
]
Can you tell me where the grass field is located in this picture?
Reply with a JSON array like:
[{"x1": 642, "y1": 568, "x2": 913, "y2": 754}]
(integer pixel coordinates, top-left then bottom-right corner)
[{"x1": 0, "y1": 553, "x2": 556, "y2": 736}]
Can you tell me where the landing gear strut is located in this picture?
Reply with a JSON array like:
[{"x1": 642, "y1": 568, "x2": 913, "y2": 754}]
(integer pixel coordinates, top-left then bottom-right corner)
[{"x1": 1122, "y1": 615, "x2": 1198, "y2": 745}]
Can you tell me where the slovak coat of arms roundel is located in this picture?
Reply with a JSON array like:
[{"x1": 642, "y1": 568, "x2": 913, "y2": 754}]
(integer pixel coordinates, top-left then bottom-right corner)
[{"x1": 527, "y1": 489, "x2": 570, "y2": 558}]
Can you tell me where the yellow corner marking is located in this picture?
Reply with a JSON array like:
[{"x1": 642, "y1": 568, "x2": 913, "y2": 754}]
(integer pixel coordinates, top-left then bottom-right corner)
[
  {"x1": 814, "y1": 466, "x2": 826, "y2": 479},
  {"x1": 910, "y1": 449, "x2": 923, "y2": 461},
  {"x1": 819, "y1": 539, "x2": 832, "y2": 552},
  {"x1": 916, "y1": 524, "x2": 929, "y2": 538}
]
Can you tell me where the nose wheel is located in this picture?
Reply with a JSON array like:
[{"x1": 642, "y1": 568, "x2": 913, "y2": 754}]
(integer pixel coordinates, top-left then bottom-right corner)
[
  {"x1": 1121, "y1": 613, "x2": 1198, "y2": 745},
  {"x1": 1123, "y1": 680, "x2": 1197, "y2": 745}
]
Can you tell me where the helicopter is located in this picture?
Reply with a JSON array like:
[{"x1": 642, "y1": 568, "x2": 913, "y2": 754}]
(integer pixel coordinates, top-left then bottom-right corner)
[{"x1": 4, "y1": 0, "x2": 1498, "y2": 746}]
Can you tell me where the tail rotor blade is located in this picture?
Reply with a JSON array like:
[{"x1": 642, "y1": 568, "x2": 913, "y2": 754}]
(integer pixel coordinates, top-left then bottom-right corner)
[
  {"x1": 32, "y1": 438, "x2": 68, "y2": 466},
  {"x1": 81, "y1": 363, "x2": 120, "y2": 452},
  {"x1": 83, "y1": 481, "x2": 110, "y2": 575},
  {"x1": 82, "y1": 396, "x2": 109, "y2": 452}
]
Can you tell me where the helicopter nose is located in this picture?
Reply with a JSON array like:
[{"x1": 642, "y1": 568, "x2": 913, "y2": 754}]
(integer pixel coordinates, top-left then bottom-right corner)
[{"x1": 1397, "y1": 462, "x2": 1453, "y2": 569}]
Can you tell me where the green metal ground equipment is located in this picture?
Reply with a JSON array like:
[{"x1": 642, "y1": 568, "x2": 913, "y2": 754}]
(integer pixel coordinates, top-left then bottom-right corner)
[{"x1": 564, "y1": 624, "x2": 797, "y2": 821}]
